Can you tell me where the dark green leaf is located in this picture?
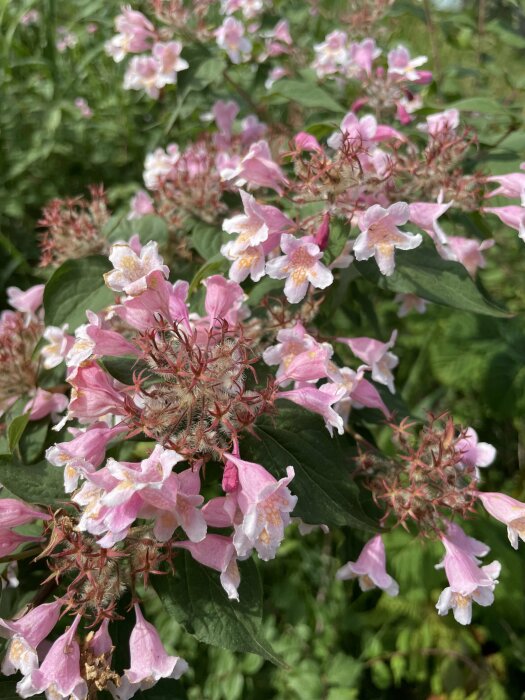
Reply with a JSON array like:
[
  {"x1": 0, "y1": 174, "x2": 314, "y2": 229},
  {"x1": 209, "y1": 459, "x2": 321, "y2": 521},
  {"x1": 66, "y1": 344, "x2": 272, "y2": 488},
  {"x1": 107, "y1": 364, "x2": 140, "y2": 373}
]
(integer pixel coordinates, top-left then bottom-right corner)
[
  {"x1": 190, "y1": 220, "x2": 225, "y2": 260},
  {"x1": 269, "y1": 79, "x2": 344, "y2": 113},
  {"x1": 100, "y1": 356, "x2": 144, "y2": 385},
  {"x1": 355, "y1": 243, "x2": 510, "y2": 317},
  {"x1": 131, "y1": 215, "x2": 169, "y2": 246},
  {"x1": 7, "y1": 414, "x2": 30, "y2": 453},
  {"x1": 44, "y1": 256, "x2": 113, "y2": 330},
  {"x1": 323, "y1": 219, "x2": 349, "y2": 266},
  {"x1": 0, "y1": 455, "x2": 65, "y2": 506},
  {"x1": 241, "y1": 404, "x2": 377, "y2": 530},
  {"x1": 153, "y1": 554, "x2": 285, "y2": 667},
  {"x1": 19, "y1": 419, "x2": 50, "y2": 464}
]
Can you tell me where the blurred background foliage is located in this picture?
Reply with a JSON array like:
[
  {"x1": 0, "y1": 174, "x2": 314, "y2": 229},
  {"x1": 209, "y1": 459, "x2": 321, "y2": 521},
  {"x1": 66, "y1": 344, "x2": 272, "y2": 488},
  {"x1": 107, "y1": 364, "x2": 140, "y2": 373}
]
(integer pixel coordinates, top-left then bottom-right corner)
[{"x1": 2, "y1": 0, "x2": 525, "y2": 697}]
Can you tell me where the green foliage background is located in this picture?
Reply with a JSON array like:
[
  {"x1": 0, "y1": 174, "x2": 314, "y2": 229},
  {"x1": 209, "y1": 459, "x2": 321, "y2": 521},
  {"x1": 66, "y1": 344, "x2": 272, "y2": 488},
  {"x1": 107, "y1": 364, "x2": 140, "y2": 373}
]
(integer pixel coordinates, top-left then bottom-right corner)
[{"x1": 2, "y1": 0, "x2": 525, "y2": 697}]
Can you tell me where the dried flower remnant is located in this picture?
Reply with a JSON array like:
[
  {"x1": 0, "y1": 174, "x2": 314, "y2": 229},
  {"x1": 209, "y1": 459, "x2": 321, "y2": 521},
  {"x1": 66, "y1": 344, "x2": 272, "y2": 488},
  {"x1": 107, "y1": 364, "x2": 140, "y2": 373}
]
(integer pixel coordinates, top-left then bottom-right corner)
[{"x1": 38, "y1": 186, "x2": 110, "y2": 268}]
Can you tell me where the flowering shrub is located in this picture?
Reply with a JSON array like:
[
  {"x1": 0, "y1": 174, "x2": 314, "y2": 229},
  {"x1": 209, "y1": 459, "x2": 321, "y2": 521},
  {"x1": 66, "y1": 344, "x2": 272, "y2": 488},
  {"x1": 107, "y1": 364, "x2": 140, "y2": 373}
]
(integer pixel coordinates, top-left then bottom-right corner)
[{"x1": 2, "y1": 0, "x2": 525, "y2": 698}]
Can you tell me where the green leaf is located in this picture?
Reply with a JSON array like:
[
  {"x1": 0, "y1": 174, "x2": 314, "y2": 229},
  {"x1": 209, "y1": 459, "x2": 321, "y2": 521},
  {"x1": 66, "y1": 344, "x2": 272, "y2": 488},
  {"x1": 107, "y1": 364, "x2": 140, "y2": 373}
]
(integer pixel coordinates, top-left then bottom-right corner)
[
  {"x1": 7, "y1": 413, "x2": 30, "y2": 453},
  {"x1": 449, "y1": 97, "x2": 507, "y2": 114},
  {"x1": 323, "y1": 219, "x2": 349, "y2": 266},
  {"x1": 44, "y1": 255, "x2": 113, "y2": 330},
  {"x1": 153, "y1": 554, "x2": 285, "y2": 667},
  {"x1": 190, "y1": 220, "x2": 225, "y2": 260},
  {"x1": 355, "y1": 243, "x2": 510, "y2": 317},
  {"x1": 0, "y1": 455, "x2": 65, "y2": 506},
  {"x1": 241, "y1": 403, "x2": 377, "y2": 530},
  {"x1": 100, "y1": 356, "x2": 144, "y2": 385},
  {"x1": 131, "y1": 215, "x2": 169, "y2": 246},
  {"x1": 188, "y1": 255, "x2": 228, "y2": 296},
  {"x1": 19, "y1": 419, "x2": 50, "y2": 464},
  {"x1": 269, "y1": 79, "x2": 344, "y2": 114}
]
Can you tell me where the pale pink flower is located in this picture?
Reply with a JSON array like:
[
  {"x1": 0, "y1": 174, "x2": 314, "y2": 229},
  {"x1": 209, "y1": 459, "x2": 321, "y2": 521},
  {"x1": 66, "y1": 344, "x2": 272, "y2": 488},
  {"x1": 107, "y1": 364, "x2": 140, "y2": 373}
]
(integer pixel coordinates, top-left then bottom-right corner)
[
  {"x1": 203, "y1": 274, "x2": 245, "y2": 325},
  {"x1": 114, "y1": 606, "x2": 188, "y2": 699},
  {"x1": 128, "y1": 190, "x2": 154, "y2": 220},
  {"x1": 486, "y1": 172, "x2": 525, "y2": 205},
  {"x1": 151, "y1": 41, "x2": 189, "y2": 86},
  {"x1": 17, "y1": 615, "x2": 87, "y2": 700},
  {"x1": 6, "y1": 285, "x2": 44, "y2": 315},
  {"x1": 265, "y1": 235, "x2": 333, "y2": 304},
  {"x1": 221, "y1": 241, "x2": 266, "y2": 282},
  {"x1": 46, "y1": 423, "x2": 125, "y2": 492},
  {"x1": 0, "y1": 599, "x2": 63, "y2": 677},
  {"x1": 24, "y1": 389, "x2": 68, "y2": 421},
  {"x1": 347, "y1": 38, "x2": 381, "y2": 78},
  {"x1": 66, "y1": 362, "x2": 127, "y2": 422},
  {"x1": 226, "y1": 140, "x2": 287, "y2": 193},
  {"x1": 327, "y1": 365, "x2": 390, "y2": 421},
  {"x1": 336, "y1": 535, "x2": 399, "y2": 596},
  {"x1": 123, "y1": 56, "x2": 162, "y2": 99},
  {"x1": 222, "y1": 190, "x2": 291, "y2": 255},
  {"x1": 277, "y1": 384, "x2": 346, "y2": 436},
  {"x1": 445, "y1": 236, "x2": 495, "y2": 276},
  {"x1": 277, "y1": 345, "x2": 332, "y2": 384},
  {"x1": 0, "y1": 530, "x2": 43, "y2": 559},
  {"x1": 483, "y1": 205, "x2": 525, "y2": 242},
  {"x1": 105, "y1": 6, "x2": 155, "y2": 62},
  {"x1": 436, "y1": 522, "x2": 490, "y2": 567},
  {"x1": 215, "y1": 17, "x2": 252, "y2": 64},
  {"x1": 477, "y1": 492, "x2": 525, "y2": 550},
  {"x1": 104, "y1": 241, "x2": 169, "y2": 296},
  {"x1": 41, "y1": 325, "x2": 73, "y2": 369},
  {"x1": 174, "y1": 535, "x2": 240, "y2": 600},
  {"x1": 103, "y1": 446, "x2": 183, "y2": 509},
  {"x1": 240, "y1": 114, "x2": 268, "y2": 146},
  {"x1": 436, "y1": 535, "x2": 500, "y2": 625},
  {"x1": 143, "y1": 145, "x2": 179, "y2": 189},
  {"x1": 327, "y1": 112, "x2": 377, "y2": 150},
  {"x1": 74, "y1": 97, "x2": 92, "y2": 118},
  {"x1": 142, "y1": 468, "x2": 207, "y2": 543},
  {"x1": 337, "y1": 330, "x2": 398, "y2": 393},
  {"x1": 225, "y1": 452, "x2": 297, "y2": 561},
  {"x1": 313, "y1": 30, "x2": 349, "y2": 77},
  {"x1": 294, "y1": 132, "x2": 323, "y2": 154},
  {"x1": 455, "y1": 427, "x2": 496, "y2": 474},
  {"x1": 419, "y1": 109, "x2": 460, "y2": 136},
  {"x1": 0, "y1": 500, "x2": 50, "y2": 529},
  {"x1": 20, "y1": 10, "x2": 40, "y2": 26},
  {"x1": 262, "y1": 322, "x2": 320, "y2": 379},
  {"x1": 387, "y1": 45, "x2": 428, "y2": 81},
  {"x1": 354, "y1": 202, "x2": 422, "y2": 276},
  {"x1": 264, "y1": 65, "x2": 288, "y2": 89},
  {"x1": 394, "y1": 293, "x2": 427, "y2": 317},
  {"x1": 116, "y1": 274, "x2": 190, "y2": 331},
  {"x1": 66, "y1": 310, "x2": 138, "y2": 368},
  {"x1": 408, "y1": 199, "x2": 453, "y2": 245}
]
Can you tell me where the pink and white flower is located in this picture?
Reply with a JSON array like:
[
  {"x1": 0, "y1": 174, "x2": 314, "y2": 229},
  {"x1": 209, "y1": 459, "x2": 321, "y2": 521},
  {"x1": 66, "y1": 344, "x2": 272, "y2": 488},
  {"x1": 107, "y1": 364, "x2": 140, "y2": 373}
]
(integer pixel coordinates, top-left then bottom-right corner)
[
  {"x1": 265, "y1": 235, "x2": 334, "y2": 304},
  {"x1": 224, "y1": 453, "x2": 297, "y2": 561},
  {"x1": 17, "y1": 615, "x2": 86, "y2": 699},
  {"x1": 174, "y1": 535, "x2": 240, "y2": 600},
  {"x1": 336, "y1": 535, "x2": 399, "y2": 596},
  {"x1": 104, "y1": 241, "x2": 169, "y2": 296},
  {"x1": 354, "y1": 202, "x2": 422, "y2": 276},
  {"x1": 436, "y1": 535, "x2": 500, "y2": 625},
  {"x1": 455, "y1": 428, "x2": 496, "y2": 473},
  {"x1": 0, "y1": 599, "x2": 63, "y2": 677},
  {"x1": 477, "y1": 492, "x2": 525, "y2": 550},
  {"x1": 215, "y1": 17, "x2": 252, "y2": 64},
  {"x1": 113, "y1": 606, "x2": 188, "y2": 700},
  {"x1": 337, "y1": 330, "x2": 398, "y2": 393},
  {"x1": 41, "y1": 325, "x2": 73, "y2": 369}
]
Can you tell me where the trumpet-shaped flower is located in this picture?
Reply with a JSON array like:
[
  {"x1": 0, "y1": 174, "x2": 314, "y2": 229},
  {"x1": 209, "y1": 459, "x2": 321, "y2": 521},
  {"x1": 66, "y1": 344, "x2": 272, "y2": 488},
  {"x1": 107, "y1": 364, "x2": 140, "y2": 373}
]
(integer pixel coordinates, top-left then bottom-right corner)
[
  {"x1": 104, "y1": 241, "x2": 169, "y2": 296},
  {"x1": 265, "y1": 235, "x2": 333, "y2": 304},
  {"x1": 114, "y1": 606, "x2": 188, "y2": 700},
  {"x1": 225, "y1": 453, "x2": 297, "y2": 561},
  {"x1": 354, "y1": 203, "x2": 422, "y2": 276},
  {"x1": 336, "y1": 535, "x2": 399, "y2": 596},
  {"x1": 477, "y1": 492, "x2": 525, "y2": 550}
]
